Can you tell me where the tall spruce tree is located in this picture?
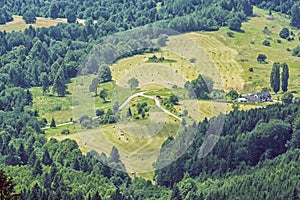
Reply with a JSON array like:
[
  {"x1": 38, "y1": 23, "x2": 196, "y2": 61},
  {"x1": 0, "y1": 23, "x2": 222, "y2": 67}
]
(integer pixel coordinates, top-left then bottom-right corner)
[
  {"x1": 52, "y1": 67, "x2": 67, "y2": 97},
  {"x1": 270, "y1": 62, "x2": 280, "y2": 94},
  {"x1": 281, "y1": 62, "x2": 289, "y2": 92}
]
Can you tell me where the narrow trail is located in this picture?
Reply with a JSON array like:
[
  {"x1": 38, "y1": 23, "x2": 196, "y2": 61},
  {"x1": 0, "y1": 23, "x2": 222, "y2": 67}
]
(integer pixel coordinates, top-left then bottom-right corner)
[{"x1": 119, "y1": 91, "x2": 182, "y2": 121}]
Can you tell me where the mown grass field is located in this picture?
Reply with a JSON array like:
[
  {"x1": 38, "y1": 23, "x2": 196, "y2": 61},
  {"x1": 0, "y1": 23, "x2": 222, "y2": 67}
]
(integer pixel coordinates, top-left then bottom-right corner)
[
  {"x1": 52, "y1": 114, "x2": 180, "y2": 175},
  {"x1": 37, "y1": 7, "x2": 300, "y2": 180},
  {"x1": 0, "y1": 15, "x2": 67, "y2": 32},
  {"x1": 175, "y1": 100, "x2": 263, "y2": 122},
  {"x1": 111, "y1": 51, "x2": 201, "y2": 89}
]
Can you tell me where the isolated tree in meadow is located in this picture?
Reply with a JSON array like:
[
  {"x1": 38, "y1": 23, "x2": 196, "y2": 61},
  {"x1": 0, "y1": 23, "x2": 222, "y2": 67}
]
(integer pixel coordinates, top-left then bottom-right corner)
[
  {"x1": 52, "y1": 67, "x2": 67, "y2": 97},
  {"x1": 99, "y1": 89, "x2": 108, "y2": 102},
  {"x1": 50, "y1": 117, "x2": 56, "y2": 128},
  {"x1": 281, "y1": 62, "x2": 289, "y2": 92},
  {"x1": 0, "y1": 169, "x2": 19, "y2": 200},
  {"x1": 257, "y1": 54, "x2": 267, "y2": 63},
  {"x1": 279, "y1": 28, "x2": 290, "y2": 39},
  {"x1": 270, "y1": 62, "x2": 280, "y2": 94},
  {"x1": 22, "y1": 10, "x2": 36, "y2": 24},
  {"x1": 49, "y1": 3, "x2": 59, "y2": 19},
  {"x1": 128, "y1": 77, "x2": 139, "y2": 90}
]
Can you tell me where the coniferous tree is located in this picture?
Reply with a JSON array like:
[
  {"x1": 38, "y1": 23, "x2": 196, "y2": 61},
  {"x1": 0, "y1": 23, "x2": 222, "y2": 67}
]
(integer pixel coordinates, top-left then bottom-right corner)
[
  {"x1": 281, "y1": 62, "x2": 289, "y2": 92},
  {"x1": 22, "y1": 10, "x2": 36, "y2": 24},
  {"x1": 126, "y1": 107, "x2": 132, "y2": 117},
  {"x1": 50, "y1": 117, "x2": 56, "y2": 128},
  {"x1": 42, "y1": 149, "x2": 53, "y2": 166},
  {"x1": 32, "y1": 160, "x2": 43, "y2": 176},
  {"x1": 18, "y1": 143, "x2": 28, "y2": 164},
  {"x1": 53, "y1": 67, "x2": 67, "y2": 97},
  {"x1": 40, "y1": 72, "x2": 50, "y2": 95},
  {"x1": 170, "y1": 185, "x2": 182, "y2": 200},
  {"x1": 270, "y1": 62, "x2": 280, "y2": 94},
  {"x1": 0, "y1": 169, "x2": 20, "y2": 200},
  {"x1": 92, "y1": 191, "x2": 102, "y2": 200},
  {"x1": 49, "y1": 4, "x2": 59, "y2": 19}
]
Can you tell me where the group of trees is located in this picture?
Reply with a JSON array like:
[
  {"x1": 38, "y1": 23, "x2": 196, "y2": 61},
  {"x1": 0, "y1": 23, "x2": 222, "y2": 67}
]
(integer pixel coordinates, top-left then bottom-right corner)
[
  {"x1": 184, "y1": 75, "x2": 213, "y2": 100},
  {"x1": 270, "y1": 62, "x2": 289, "y2": 94},
  {"x1": 155, "y1": 102, "x2": 300, "y2": 199},
  {"x1": 254, "y1": 0, "x2": 300, "y2": 28},
  {"x1": 0, "y1": 1, "x2": 300, "y2": 199}
]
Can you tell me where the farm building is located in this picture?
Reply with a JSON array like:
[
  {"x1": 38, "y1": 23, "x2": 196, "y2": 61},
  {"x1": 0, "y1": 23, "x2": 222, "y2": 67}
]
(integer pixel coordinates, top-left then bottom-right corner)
[{"x1": 241, "y1": 92, "x2": 272, "y2": 103}]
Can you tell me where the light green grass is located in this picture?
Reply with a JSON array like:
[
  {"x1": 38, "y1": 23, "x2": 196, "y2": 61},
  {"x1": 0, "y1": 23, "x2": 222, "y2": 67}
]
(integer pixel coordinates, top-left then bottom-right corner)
[
  {"x1": 30, "y1": 82, "x2": 74, "y2": 125},
  {"x1": 197, "y1": 7, "x2": 300, "y2": 96},
  {"x1": 45, "y1": 124, "x2": 77, "y2": 137},
  {"x1": 51, "y1": 115, "x2": 180, "y2": 175},
  {"x1": 175, "y1": 100, "x2": 263, "y2": 122}
]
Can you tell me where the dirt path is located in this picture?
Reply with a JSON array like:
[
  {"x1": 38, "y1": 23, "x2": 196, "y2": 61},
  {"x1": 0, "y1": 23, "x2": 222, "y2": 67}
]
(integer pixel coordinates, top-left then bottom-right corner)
[{"x1": 119, "y1": 91, "x2": 182, "y2": 121}]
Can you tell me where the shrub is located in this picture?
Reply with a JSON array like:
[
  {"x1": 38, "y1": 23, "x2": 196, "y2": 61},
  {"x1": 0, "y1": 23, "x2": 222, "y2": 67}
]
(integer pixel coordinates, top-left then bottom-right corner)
[
  {"x1": 292, "y1": 46, "x2": 300, "y2": 57},
  {"x1": 249, "y1": 68, "x2": 254, "y2": 72},
  {"x1": 262, "y1": 40, "x2": 271, "y2": 46},
  {"x1": 227, "y1": 31, "x2": 234, "y2": 37},
  {"x1": 61, "y1": 129, "x2": 70, "y2": 135},
  {"x1": 279, "y1": 28, "x2": 290, "y2": 39}
]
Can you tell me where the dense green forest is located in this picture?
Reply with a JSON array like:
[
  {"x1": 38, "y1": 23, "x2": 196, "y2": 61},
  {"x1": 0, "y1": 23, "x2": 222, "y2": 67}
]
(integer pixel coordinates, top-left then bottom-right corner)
[{"x1": 0, "y1": 0, "x2": 300, "y2": 199}]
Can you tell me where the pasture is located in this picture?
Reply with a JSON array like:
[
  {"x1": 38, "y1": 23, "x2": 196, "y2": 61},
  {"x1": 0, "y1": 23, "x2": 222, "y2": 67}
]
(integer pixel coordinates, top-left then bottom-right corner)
[
  {"x1": 197, "y1": 7, "x2": 300, "y2": 95},
  {"x1": 0, "y1": 15, "x2": 67, "y2": 32}
]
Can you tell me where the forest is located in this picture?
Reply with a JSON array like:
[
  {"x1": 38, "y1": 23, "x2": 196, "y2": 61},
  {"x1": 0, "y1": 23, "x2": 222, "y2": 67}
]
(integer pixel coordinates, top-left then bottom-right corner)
[{"x1": 0, "y1": 0, "x2": 300, "y2": 199}]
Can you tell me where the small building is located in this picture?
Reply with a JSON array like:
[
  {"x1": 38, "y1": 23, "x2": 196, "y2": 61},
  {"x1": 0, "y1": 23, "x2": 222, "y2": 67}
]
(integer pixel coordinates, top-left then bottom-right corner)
[
  {"x1": 242, "y1": 92, "x2": 272, "y2": 103},
  {"x1": 235, "y1": 98, "x2": 248, "y2": 102},
  {"x1": 254, "y1": 91, "x2": 272, "y2": 102}
]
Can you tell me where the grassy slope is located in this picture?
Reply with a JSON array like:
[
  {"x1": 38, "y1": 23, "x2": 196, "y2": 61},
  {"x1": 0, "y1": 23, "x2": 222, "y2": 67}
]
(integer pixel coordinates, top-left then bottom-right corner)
[
  {"x1": 31, "y1": 7, "x2": 300, "y2": 180},
  {"x1": 197, "y1": 7, "x2": 300, "y2": 96}
]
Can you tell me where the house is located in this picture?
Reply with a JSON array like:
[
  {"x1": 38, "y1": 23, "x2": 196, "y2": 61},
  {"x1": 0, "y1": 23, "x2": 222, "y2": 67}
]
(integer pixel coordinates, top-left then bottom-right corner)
[
  {"x1": 235, "y1": 98, "x2": 248, "y2": 102},
  {"x1": 254, "y1": 91, "x2": 272, "y2": 102},
  {"x1": 241, "y1": 92, "x2": 272, "y2": 103}
]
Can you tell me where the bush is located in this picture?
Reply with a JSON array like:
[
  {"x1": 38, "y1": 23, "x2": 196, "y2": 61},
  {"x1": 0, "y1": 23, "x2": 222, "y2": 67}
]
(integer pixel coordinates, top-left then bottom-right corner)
[
  {"x1": 249, "y1": 68, "x2": 254, "y2": 72},
  {"x1": 276, "y1": 39, "x2": 282, "y2": 43},
  {"x1": 292, "y1": 46, "x2": 300, "y2": 57},
  {"x1": 227, "y1": 31, "x2": 234, "y2": 37},
  {"x1": 262, "y1": 40, "x2": 271, "y2": 46},
  {"x1": 279, "y1": 28, "x2": 290, "y2": 39},
  {"x1": 61, "y1": 129, "x2": 70, "y2": 135}
]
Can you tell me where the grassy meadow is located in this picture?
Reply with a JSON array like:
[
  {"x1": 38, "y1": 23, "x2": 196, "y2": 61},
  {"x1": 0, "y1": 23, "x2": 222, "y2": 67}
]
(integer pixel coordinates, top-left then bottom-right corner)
[
  {"x1": 0, "y1": 15, "x2": 67, "y2": 32},
  {"x1": 196, "y1": 7, "x2": 300, "y2": 95}
]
